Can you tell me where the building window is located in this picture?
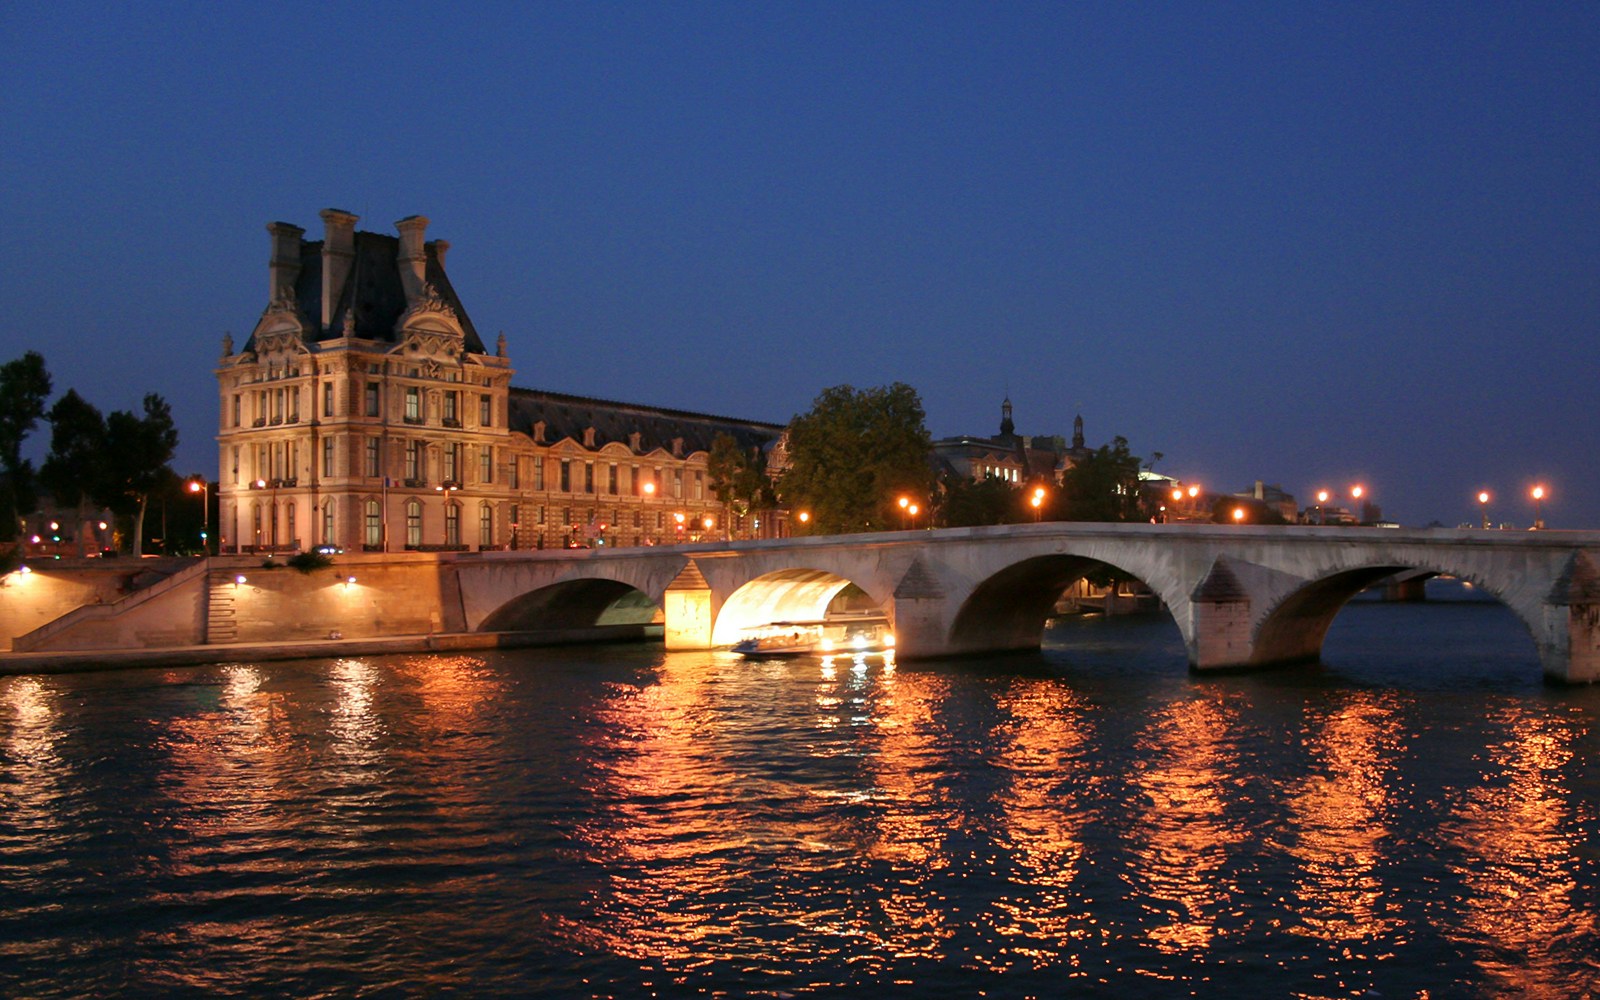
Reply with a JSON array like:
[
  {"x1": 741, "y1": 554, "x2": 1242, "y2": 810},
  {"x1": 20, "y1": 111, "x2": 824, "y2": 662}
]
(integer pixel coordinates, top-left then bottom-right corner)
[
  {"x1": 252, "y1": 503, "x2": 262, "y2": 547},
  {"x1": 479, "y1": 503, "x2": 493, "y2": 548},
  {"x1": 694, "y1": 470, "x2": 703, "y2": 500},
  {"x1": 442, "y1": 391, "x2": 459, "y2": 427},
  {"x1": 479, "y1": 394, "x2": 492, "y2": 427},
  {"x1": 509, "y1": 456, "x2": 520, "y2": 490},
  {"x1": 560, "y1": 459, "x2": 571, "y2": 492},
  {"x1": 285, "y1": 502, "x2": 296, "y2": 548},
  {"x1": 443, "y1": 444, "x2": 459, "y2": 483},
  {"x1": 673, "y1": 469, "x2": 683, "y2": 498},
  {"x1": 323, "y1": 501, "x2": 335, "y2": 546},
  {"x1": 585, "y1": 461, "x2": 595, "y2": 494},
  {"x1": 608, "y1": 463, "x2": 618, "y2": 495},
  {"x1": 322, "y1": 438, "x2": 334, "y2": 477},
  {"x1": 534, "y1": 458, "x2": 545, "y2": 491},
  {"x1": 404, "y1": 386, "x2": 421, "y2": 423},
  {"x1": 365, "y1": 438, "x2": 380, "y2": 478},
  {"x1": 406, "y1": 440, "x2": 421, "y2": 481},
  {"x1": 480, "y1": 445, "x2": 493, "y2": 484},
  {"x1": 406, "y1": 500, "x2": 422, "y2": 548},
  {"x1": 445, "y1": 503, "x2": 461, "y2": 547},
  {"x1": 232, "y1": 394, "x2": 241, "y2": 427},
  {"x1": 632, "y1": 465, "x2": 641, "y2": 496},
  {"x1": 537, "y1": 505, "x2": 546, "y2": 525},
  {"x1": 323, "y1": 383, "x2": 334, "y2": 417},
  {"x1": 365, "y1": 500, "x2": 382, "y2": 548},
  {"x1": 365, "y1": 382, "x2": 380, "y2": 417}
]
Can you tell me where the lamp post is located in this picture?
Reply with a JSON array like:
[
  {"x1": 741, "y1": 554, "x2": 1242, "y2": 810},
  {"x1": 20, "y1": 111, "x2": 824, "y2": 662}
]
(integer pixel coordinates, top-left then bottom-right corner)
[
  {"x1": 1478, "y1": 490, "x2": 1491, "y2": 529},
  {"x1": 796, "y1": 510, "x2": 810, "y2": 536},
  {"x1": 1315, "y1": 489, "x2": 1330, "y2": 525},
  {"x1": 1350, "y1": 484, "x2": 1365, "y2": 525},
  {"x1": 1531, "y1": 485, "x2": 1546, "y2": 530},
  {"x1": 908, "y1": 503, "x2": 920, "y2": 530},
  {"x1": 1232, "y1": 506, "x2": 1245, "y2": 524},
  {"x1": 1031, "y1": 486, "x2": 1046, "y2": 522},
  {"x1": 188, "y1": 478, "x2": 209, "y2": 555},
  {"x1": 897, "y1": 495, "x2": 910, "y2": 529}
]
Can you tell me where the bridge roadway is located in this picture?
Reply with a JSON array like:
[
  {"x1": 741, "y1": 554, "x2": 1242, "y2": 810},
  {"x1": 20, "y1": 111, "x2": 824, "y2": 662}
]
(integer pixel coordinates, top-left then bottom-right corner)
[{"x1": 457, "y1": 522, "x2": 1600, "y2": 683}]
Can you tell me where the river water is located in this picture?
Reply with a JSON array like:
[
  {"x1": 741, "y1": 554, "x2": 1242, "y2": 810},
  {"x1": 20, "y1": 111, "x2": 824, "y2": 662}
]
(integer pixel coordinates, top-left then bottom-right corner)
[{"x1": 3, "y1": 582, "x2": 1597, "y2": 998}]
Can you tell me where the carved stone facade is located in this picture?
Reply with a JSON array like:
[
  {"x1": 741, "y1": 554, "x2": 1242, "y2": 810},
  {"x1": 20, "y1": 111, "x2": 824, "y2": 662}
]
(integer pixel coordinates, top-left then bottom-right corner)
[{"x1": 217, "y1": 211, "x2": 784, "y2": 554}]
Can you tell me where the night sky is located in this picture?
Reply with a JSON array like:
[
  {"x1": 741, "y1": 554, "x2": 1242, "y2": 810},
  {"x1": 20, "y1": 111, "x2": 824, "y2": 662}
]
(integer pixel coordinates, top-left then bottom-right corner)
[{"x1": 5, "y1": 3, "x2": 1596, "y2": 528}]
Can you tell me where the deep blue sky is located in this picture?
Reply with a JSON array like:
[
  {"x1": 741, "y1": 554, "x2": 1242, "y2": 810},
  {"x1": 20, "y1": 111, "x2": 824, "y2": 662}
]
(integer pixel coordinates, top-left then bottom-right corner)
[{"x1": 4, "y1": 2, "x2": 1596, "y2": 528}]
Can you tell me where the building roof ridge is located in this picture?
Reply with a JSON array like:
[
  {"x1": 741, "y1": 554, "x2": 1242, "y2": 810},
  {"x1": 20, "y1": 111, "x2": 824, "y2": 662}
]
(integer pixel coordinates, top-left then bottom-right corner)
[{"x1": 509, "y1": 384, "x2": 786, "y2": 430}]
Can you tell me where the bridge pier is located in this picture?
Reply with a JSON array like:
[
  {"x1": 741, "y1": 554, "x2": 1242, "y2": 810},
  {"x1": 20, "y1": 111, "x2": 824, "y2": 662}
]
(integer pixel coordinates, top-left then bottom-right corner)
[
  {"x1": 1188, "y1": 558, "x2": 1257, "y2": 671},
  {"x1": 1542, "y1": 554, "x2": 1600, "y2": 684},
  {"x1": 662, "y1": 561, "x2": 715, "y2": 651}
]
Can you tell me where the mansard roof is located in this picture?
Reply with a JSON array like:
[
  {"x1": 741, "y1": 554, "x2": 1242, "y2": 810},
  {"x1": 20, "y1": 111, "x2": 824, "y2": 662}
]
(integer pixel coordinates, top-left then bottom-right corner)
[
  {"x1": 243, "y1": 229, "x2": 485, "y2": 354},
  {"x1": 507, "y1": 387, "x2": 784, "y2": 457}
]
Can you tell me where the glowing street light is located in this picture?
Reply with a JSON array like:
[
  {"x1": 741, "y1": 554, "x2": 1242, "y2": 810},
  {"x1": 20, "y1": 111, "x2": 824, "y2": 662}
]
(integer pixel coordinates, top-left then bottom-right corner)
[
  {"x1": 796, "y1": 510, "x2": 810, "y2": 536},
  {"x1": 1478, "y1": 490, "x2": 1491, "y2": 529},
  {"x1": 1030, "y1": 492, "x2": 1043, "y2": 522},
  {"x1": 188, "y1": 478, "x2": 209, "y2": 555},
  {"x1": 908, "y1": 503, "x2": 920, "y2": 530},
  {"x1": 897, "y1": 495, "x2": 910, "y2": 529},
  {"x1": 1531, "y1": 485, "x2": 1547, "y2": 529},
  {"x1": 1232, "y1": 506, "x2": 1245, "y2": 523}
]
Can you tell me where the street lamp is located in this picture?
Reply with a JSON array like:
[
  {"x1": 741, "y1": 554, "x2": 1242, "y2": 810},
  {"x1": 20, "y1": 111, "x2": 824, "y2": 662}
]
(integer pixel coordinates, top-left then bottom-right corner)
[
  {"x1": 898, "y1": 495, "x2": 910, "y2": 529},
  {"x1": 1531, "y1": 485, "x2": 1547, "y2": 529},
  {"x1": 908, "y1": 503, "x2": 920, "y2": 530},
  {"x1": 1478, "y1": 490, "x2": 1491, "y2": 529},
  {"x1": 1315, "y1": 489, "x2": 1330, "y2": 525},
  {"x1": 188, "y1": 478, "x2": 209, "y2": 555},
  {"x1": 797, "y1": 510, "x2": 810, "y2": 536},
  {"x1": 1030, "y1": 488, "x2": 1044, "y2": 522},
  {"x1": 1232, "y1": 506, "x2": 1245, "y2": 523},
  {"x1": 1350, "y1": 484, "x2": 1364, "y2": 524}
]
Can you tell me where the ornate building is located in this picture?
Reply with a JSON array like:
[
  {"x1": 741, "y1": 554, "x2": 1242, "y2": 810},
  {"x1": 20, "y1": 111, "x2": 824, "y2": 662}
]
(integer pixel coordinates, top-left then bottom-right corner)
[
  {"x1": 930, "y1": 397, "x2": 1089, "y2": 487},
  {"x1": 216, "y1": 211, "x2": 783, "y2": 554}
]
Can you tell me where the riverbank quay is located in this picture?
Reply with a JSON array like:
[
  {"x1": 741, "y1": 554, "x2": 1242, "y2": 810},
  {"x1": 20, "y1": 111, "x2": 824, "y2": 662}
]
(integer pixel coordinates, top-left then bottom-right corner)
[{"x1": 0, "y1": 624, "x2": 658, "y2": 677}]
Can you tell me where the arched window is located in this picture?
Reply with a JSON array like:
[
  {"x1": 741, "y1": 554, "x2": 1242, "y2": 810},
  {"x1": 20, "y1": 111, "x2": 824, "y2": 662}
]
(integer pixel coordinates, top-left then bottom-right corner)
[
  {"x1": 479, "y1": 502, "x2": 494, "y2": 549},
  {"x1": 406, "y1": 499, "x2": 423, "y2": 548},
  {"x1": 364, "y1": 500, "x2": 382, "y2": 549},
  {"x1": 445, "y1": 502, "x2": 461, "y2": 547},
  {"x1": 322, "y1": 500, "x2": 335, "y2": 547},
  {"x1": 285, "y1": 502, "x2": 296, "y2": 549},
  {"x1": 252, "y1": 502, "x2": 263, "y2": 548}
]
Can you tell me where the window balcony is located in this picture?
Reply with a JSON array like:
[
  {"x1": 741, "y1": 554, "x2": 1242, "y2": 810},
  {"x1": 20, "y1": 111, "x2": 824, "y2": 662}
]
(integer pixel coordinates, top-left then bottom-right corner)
[
  {"x1": 402, "y1": 414, "x2": 424, "y2": 425},
  {"x1": 442, "y1": 417, "x2": 462, "y2": 429}
]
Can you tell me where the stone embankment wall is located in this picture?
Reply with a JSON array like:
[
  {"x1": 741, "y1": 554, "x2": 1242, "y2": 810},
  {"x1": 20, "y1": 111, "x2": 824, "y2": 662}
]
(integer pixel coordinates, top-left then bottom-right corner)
[
  {"x1": 0, "y1": 560, "x2": 193, "y2": 651},
  {"x1": 4, "y1": 554, "x2": 462, "y2": 652}
]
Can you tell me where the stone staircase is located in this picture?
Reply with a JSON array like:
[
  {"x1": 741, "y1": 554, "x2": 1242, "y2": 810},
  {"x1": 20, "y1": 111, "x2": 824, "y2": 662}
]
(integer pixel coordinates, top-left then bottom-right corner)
[{"x1": 206, "y1": 575, "x2": 238, "y2": 644}]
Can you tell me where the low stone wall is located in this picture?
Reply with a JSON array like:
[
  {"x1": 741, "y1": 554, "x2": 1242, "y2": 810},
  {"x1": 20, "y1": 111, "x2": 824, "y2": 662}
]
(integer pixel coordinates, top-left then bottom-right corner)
[
  {"x1": 218, "y1": 554, "x2": 459, "y2": 644},
  {"x1": 0, "y1": 561, "x2": 191, "y2": 651}
]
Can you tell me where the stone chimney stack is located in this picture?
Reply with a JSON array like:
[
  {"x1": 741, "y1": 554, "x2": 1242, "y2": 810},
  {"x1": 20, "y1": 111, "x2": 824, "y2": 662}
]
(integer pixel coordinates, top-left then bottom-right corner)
[
  {"x1": 319, "y1": 209, "x2": 359, "y2": 328},
  {"x1": 429, "y1": 239, "x2": 450, "y2": 271},
  {"x1": 267, "y1": 222, "x2": 306, "y2": 304},
  {"x1": 395, "y1": 215, "x2": 429, "y2": 301}
]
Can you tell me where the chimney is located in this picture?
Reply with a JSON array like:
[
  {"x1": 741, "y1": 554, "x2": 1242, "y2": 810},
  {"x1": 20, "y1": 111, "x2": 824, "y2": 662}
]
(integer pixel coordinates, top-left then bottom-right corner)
[
  {"x1": 428, "y1": 238, "x2": 450, "y2": 271},
  {"x1": 267, "y1": 222, "x2": 306, "y2": 304},
  {"x1": 395, "y1": 215, "x2": 429, "y2": 301},
  {"x1": 320, "y1": 209, "x2": 359, "y2": 328}
]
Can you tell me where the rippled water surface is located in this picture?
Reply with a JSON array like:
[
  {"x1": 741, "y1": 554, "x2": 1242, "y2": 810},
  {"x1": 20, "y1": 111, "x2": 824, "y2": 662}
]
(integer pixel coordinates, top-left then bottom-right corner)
[{"x1": 3, "y1": 588, "x2": 1598, "y2": 998}]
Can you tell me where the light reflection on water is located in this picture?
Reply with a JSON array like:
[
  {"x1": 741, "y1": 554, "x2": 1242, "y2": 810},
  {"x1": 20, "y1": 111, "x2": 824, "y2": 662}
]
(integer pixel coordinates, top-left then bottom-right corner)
[{"x1": 0, "y1": 599, "x2": 1597, "y2": 997}]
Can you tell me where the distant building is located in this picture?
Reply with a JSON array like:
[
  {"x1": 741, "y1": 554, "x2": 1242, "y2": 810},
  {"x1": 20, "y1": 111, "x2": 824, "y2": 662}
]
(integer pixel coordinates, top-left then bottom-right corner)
[
  {"x1": 931, "y1": 398, "x2": 1090, "y2": 487},
  {"x1": 216, "y1": 211, "x2": 784, "y2": 554}
]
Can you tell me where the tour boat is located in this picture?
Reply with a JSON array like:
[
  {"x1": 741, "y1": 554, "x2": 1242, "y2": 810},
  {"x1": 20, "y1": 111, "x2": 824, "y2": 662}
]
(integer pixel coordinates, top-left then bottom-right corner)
[{"x1": 731, "y1": 615, "x2": 894, "y2": 659}]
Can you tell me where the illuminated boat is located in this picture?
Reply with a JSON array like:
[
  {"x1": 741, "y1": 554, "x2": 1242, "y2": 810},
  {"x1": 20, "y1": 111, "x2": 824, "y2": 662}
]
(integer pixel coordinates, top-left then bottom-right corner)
[{"x1": 731, "y1": 615, "x2": 894, "y2": 658}]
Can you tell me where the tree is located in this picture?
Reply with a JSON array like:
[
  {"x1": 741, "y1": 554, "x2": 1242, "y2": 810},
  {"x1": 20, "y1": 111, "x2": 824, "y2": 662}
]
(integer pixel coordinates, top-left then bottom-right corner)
[
  {"x1": 935, "y1": 471, "x2": 1021, "y2": 527},
  {"x1": 778, "y1": 383, "x2": 933, "y2": 535},
  {"x1": 102, "y1": 394, "x2": 179, "y2": 557},
  {"x1": 0, "y1": 351, "x2": 52, "y2": 541},
  {"x1": 1056, "y1": 436, "x2": 1144, "y2": 522},
  {"x1": 707, "y1": 433, "x2": 774, "y2": 540},
  {"x1": 40, "y1": 390, "x2": 109, "y2": 556}
]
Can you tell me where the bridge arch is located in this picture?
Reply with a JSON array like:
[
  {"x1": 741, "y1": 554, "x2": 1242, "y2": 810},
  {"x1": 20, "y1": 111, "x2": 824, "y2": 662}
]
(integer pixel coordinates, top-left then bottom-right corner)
[
  {"x1": 1252, "y1": 561, "x2": 1542, "y2": 668},
  {"x1": 478, "y1": 578, "x2": 660, "y2": 632},
  {"x1": 947, "y1": 553, "x2": 1185, "y2": 656},
  {"x1": 711, "y1": 568, "x2": 886, "y2": 646}
]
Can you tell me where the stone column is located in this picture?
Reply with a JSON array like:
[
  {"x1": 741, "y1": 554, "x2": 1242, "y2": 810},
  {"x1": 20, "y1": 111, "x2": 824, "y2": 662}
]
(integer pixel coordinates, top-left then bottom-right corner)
[{"x1": 663, "y1": 560, "x2": 714, "y2": 650}]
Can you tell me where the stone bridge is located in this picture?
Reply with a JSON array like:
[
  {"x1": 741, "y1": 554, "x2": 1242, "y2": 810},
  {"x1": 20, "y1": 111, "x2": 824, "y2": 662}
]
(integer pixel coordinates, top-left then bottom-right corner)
[{"x1": 457, "y1": 523, "x2": 1600, "y2": 683}]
